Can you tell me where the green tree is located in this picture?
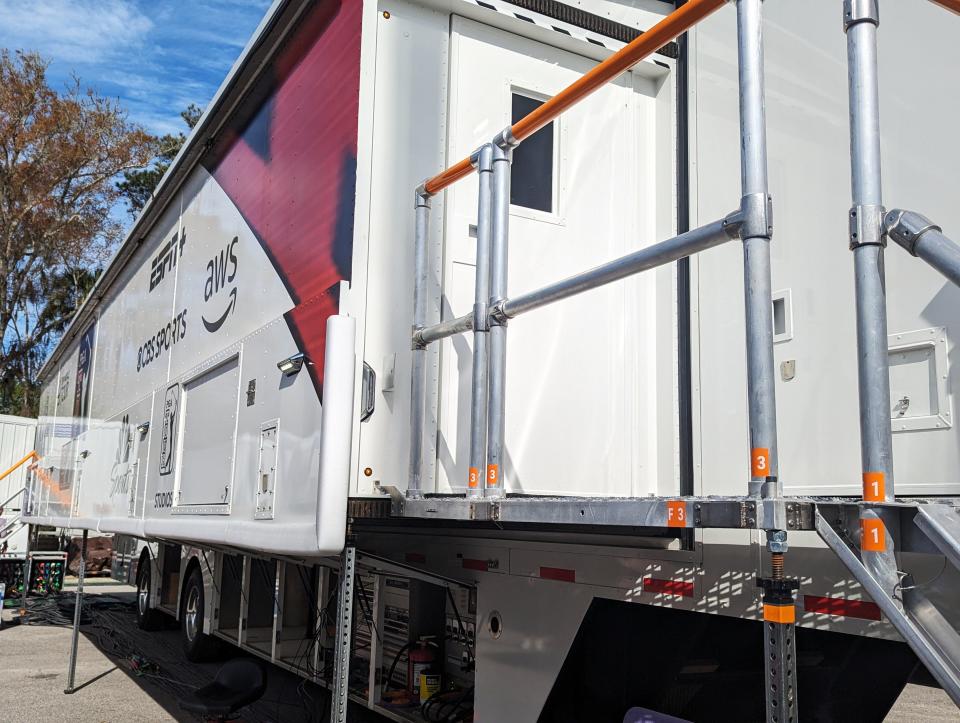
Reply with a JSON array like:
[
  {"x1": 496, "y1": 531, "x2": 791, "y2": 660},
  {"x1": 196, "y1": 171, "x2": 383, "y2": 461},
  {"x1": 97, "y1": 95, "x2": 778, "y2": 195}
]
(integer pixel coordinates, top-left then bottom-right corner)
[
  {"x1": 0, "y1": 50, "x2": 154, "y2": 415},
  {"x1": 116, "y1": 103, "x2": 202, "y2": 217},
  {"x1": 0, "y1": 267, "x2": 99, "y2": 415}
]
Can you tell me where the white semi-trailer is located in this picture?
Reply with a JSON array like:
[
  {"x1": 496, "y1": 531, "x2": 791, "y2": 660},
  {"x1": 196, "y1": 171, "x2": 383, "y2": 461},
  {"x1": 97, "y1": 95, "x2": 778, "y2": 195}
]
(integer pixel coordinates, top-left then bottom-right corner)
[
  {"x1": 20, "y1": 0, "x2": 960, "y2": 720},
  {"x1": 0, "y1": 414, "x2": 36, "y2": 558}
]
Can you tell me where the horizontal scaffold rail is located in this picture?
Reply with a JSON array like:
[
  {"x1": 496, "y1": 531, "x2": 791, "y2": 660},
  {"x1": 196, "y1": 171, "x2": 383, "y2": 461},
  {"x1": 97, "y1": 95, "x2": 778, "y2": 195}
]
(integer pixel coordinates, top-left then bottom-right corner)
[
  {"x1": 930, "y1": 0, "x2": 960, "y2": 14},
  {"x1": 422, "y1": 0, "x2": 726, "y2": 195},
  {"x1": 412, "y1": 212, "x2": 742, "y2": 348}
]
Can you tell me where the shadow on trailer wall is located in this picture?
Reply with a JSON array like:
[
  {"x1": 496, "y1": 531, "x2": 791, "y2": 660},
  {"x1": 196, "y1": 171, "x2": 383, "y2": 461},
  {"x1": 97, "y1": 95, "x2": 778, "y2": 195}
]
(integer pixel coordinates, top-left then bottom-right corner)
[{"x1": 538, "y1": 598, "x2": 918, "y2": 722}]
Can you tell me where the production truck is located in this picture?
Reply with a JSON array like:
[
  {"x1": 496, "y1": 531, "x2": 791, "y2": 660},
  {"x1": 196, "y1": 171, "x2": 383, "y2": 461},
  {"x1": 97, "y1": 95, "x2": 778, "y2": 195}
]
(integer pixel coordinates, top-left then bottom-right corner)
[{"x1": 20, "y1": 0, "x2": 960, "y2": 720}]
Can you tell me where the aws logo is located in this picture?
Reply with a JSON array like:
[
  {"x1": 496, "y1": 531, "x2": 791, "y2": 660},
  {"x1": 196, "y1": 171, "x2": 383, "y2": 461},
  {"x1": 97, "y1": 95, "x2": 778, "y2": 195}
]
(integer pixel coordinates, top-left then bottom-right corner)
[{"x1": 202, "y1": 236, "x2": 239, "y2": 333}]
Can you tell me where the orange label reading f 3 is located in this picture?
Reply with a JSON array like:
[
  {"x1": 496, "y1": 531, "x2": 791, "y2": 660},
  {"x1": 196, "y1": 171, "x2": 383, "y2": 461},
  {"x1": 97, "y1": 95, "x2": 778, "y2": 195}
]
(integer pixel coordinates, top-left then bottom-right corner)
[{"x1": 667, "y1": 500, "x2": 687, "y2": 528}]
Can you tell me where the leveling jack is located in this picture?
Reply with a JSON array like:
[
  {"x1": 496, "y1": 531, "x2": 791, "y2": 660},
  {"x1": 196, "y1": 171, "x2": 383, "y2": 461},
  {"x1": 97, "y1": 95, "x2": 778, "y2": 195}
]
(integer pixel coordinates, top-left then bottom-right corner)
[{"x1": 756, "y1": 532, "x2": 800, "y2": 723}]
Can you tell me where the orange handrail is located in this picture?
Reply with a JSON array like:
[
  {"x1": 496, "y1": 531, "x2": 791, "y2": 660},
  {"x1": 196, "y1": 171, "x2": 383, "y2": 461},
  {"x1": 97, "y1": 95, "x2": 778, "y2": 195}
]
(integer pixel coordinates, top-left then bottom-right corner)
[
  {"x1": 423, "y1": 0, "x2": 726, "y2": 195},
  {"x1": 0, "y1": 450, "x2": 39, "y2": 483},
  {"x1": 930, "y1": 0, "x2": 960, "y2": 14}
]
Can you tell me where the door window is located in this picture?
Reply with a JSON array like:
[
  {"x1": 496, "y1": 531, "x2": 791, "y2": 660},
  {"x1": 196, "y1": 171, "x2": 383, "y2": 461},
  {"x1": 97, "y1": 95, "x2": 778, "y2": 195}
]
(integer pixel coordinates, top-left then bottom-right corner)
[{"x1": 510, "y1": 93, "x2": 555, "y2": 213}]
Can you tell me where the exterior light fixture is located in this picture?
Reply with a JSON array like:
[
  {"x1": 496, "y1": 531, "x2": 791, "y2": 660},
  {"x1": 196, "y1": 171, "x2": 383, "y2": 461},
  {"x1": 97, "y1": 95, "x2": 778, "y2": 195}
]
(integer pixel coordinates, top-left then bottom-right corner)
[
  {"x1": 136, "y1": 421, "x2": 150, "y2": 435},
  {"x1": 277, "y1": 352, "x2": 306, "y2": 376}
]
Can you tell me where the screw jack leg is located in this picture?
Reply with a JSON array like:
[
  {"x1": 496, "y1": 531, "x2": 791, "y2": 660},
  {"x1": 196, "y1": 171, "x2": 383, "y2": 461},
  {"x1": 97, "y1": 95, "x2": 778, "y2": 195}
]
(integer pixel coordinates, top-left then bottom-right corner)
[{"x1": 757, "y1": 530, "x2": 799, "y2": 722}]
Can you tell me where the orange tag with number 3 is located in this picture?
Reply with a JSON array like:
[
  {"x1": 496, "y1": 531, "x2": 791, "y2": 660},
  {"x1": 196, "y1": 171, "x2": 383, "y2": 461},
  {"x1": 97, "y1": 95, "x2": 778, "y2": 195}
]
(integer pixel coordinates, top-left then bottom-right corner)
[{"x1": 751, "y1": 448, "x2": 770, "y2": 478}]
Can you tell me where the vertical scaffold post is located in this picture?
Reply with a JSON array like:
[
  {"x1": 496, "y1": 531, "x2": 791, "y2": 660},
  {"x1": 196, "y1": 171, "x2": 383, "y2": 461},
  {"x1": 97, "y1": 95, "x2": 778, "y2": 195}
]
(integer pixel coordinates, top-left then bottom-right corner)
[
  {"x1": 843, "y1": 0, "x2": 901, "y2": 602},
  {"x1": 485, "y1": 135, "x2": 514, "y2": 498},
  {"x1": 737, "y1": 0, "x2": 798, "y2": 719},
  {"x1": 736, "y1": 0, "x2": 779, "y2": 500},
  {"x1": 468, "y1": 145, "x2": 495, "y2": 497},
  {"x1": 330, "y1": 543, "x2": 356, "y2": 723},
  {"x1": 843, "y1": 0, "x2": 893, "y2": 498},
  {"x1": 64, "y1": 529, "x2": 88, "y2": 694},
  {"x1": 408, "y1": 189, "x2": 431, "y2": 499}
]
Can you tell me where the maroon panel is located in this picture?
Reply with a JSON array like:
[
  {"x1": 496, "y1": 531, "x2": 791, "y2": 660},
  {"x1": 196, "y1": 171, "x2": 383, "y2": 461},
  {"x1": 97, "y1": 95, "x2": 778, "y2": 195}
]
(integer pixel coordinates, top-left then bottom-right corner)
[{"x1": 208, "y1": 0, "x2": 363, "y2": 399}]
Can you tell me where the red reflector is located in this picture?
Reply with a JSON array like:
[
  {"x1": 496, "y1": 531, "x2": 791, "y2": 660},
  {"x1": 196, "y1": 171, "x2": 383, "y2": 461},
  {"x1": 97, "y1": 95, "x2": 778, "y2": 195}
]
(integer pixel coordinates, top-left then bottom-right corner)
[
  {"x1": 405, "y1": 552, "x2": 426, "y2": 564},
  {"x1": 803, "y1": 595, "x2": 882, "y2": 621},
  {"x1": 643, "y1": 577, "x2": 694, "y2": 598},
  {"x1": 539, "y1": 566, "x2": 576, "y2": 583},
  {"x1": 462, "y1": 558, "x2": 488, "y2": 571}
]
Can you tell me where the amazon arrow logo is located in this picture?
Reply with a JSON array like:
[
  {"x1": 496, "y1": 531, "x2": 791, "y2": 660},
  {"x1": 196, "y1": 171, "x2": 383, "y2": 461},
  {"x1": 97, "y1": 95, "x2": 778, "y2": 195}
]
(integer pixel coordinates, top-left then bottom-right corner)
[
  {"x1": 203, "y1": 287, "x2": 237, "y2": 332},
  {"x1": 202, "y1": 236, "x2": 239, "y2": 333}
]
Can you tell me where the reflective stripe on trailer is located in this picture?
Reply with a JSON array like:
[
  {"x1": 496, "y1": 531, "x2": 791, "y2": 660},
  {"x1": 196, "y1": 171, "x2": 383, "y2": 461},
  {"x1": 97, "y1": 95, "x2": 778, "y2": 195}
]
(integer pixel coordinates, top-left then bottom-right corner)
[
  {"x1": 642, "y1": 577, "x2": 694, "y2": 598},
  {"x1": 802, "y1": 595, "x2": 882, "y2": 621},
  {"x1": 539, "y1": 566, "x2": 576, "y2": 583}
]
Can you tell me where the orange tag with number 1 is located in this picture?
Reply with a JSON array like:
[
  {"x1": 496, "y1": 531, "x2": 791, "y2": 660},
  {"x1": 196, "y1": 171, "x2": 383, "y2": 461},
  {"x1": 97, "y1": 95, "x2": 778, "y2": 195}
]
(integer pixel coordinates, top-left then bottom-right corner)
[
  {"x1": 862, "y1": 519, "x2": 885, "y2": 552},
  {"x1": 863, "y1": 472, "x2": 885, "y2": 502}
]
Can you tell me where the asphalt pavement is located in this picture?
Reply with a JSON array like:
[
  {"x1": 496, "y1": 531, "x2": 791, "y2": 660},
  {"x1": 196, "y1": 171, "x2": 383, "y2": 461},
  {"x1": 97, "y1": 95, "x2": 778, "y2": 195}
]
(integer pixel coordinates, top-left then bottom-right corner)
[{"x1": 0, "y1": 579, "x2": 956, "y2": 722}]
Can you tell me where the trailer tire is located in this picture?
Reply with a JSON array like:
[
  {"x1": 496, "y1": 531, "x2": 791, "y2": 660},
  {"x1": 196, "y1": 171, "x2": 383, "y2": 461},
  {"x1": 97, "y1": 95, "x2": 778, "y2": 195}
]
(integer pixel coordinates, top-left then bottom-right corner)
[
  {"x1": 135, "y1": 561, "x2": 162, "y2": 631},
  {"x1": 180, "y1": 566, "x2": 216, "y2": 661}
]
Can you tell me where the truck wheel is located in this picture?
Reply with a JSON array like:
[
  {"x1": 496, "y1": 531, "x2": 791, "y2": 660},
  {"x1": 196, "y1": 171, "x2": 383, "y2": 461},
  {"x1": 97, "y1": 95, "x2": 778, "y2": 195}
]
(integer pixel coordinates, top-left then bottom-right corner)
[
  {"x1": 180, "y1": 566, "x2": 217, "y2": 661},
  {"x1": 136, "y1": 562, "x2": 162, "y2": 631}
]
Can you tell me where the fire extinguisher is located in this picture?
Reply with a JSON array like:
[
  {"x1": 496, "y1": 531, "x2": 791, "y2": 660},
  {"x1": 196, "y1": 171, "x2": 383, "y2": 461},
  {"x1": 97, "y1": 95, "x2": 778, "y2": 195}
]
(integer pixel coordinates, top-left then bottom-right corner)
[{"x1": 408, "y1": 636, "x2": 439, "y2": 699}]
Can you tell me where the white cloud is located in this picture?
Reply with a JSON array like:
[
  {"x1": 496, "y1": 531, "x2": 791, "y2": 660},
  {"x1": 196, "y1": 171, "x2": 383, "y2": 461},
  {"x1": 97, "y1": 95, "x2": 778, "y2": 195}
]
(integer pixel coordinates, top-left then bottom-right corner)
[
  {"x1": 0, "y1": 0, "x2": 153, "y2": 65},
  {"x1": 0, "y1": 0, "x2": 269, "y2": 142}
]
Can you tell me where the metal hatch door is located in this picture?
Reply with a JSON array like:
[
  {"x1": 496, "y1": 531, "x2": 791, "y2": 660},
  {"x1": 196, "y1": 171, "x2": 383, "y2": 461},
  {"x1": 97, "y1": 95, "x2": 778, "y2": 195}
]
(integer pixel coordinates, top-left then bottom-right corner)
[{"x1": 173, "y1": 355, "x2": 240, "y2": 510}]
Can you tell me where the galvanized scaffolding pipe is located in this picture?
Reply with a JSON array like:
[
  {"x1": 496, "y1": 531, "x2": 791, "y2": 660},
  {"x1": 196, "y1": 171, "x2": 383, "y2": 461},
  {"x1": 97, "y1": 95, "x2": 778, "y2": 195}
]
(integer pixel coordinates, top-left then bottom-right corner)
[
  {"x1": 737, "y1": 0, "x2": 780, "y2": 499},
  {"x1": 468, "y1": 145, "x2": 495, "y2": 497},
  {"x1": 496, "y1": 214, "x2": 741, "y2": 321},
  {"x1": 407, "y1": 190, "x2": 431, "y2": 499},
  {"x1": 886, "y1": 209, "x2": 960, "y2": 289},
  {"x1": 844, "y1": 0, "x2": 894, "y2": 498},
  {"x1": 485, "y1": 141, "x2": 512, "y2": 498},
  {"x1": 415, "y1": 313, "x2": 474, "y2": 347},
  {"x1": 414, "y1": 215, "x2": 742, "y2": 347},
  {"x1": 844, "y1": 0, "x2": 903, "y2": 614}
]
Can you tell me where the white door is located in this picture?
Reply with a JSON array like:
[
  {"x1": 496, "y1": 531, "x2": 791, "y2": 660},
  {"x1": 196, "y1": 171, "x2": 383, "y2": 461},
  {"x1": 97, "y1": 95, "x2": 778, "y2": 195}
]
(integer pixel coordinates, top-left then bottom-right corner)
[{"x1": 436, "y1": 17, "x2": 675, "y2": 497}]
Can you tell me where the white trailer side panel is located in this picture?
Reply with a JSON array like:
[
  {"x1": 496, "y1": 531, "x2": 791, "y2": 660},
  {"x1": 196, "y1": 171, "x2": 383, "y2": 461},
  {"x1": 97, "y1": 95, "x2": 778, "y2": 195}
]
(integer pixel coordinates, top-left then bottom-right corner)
[
  {"x1": 693, "y1": 0, "x2": 960, "y2": 497},
  {"x1": 23, "y1": 0, "x2": 365, "y2": 556}
]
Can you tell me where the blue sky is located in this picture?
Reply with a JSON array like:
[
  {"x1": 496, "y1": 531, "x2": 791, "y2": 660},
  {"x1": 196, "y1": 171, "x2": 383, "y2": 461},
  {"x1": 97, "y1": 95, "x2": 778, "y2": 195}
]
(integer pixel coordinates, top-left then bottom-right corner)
[{"x1": 0, "y1": 0, "x2": 271, "y2": 138}]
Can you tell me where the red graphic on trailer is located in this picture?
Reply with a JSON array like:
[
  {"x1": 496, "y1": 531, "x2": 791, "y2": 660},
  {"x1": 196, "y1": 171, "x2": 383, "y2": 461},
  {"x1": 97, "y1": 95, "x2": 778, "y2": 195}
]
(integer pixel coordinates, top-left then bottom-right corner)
[{"x1": 204, "y1": 0, "x2": 362, "y2": 400}]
